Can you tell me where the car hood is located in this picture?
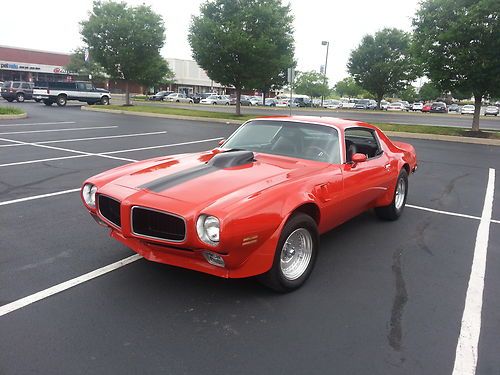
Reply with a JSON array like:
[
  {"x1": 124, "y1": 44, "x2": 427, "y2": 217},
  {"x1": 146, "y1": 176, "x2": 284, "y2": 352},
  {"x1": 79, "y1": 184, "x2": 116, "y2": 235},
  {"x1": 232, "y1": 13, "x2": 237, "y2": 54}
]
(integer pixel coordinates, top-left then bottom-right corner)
[{"x1": 109, "y1": 150, "x2": 327, "y2": 209}]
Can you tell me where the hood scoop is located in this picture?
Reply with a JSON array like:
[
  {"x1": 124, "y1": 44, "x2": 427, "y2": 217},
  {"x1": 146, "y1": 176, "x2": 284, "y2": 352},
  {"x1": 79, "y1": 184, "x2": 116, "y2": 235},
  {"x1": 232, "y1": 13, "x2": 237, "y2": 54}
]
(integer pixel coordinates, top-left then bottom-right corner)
[
  {"x1": 138, "y1": 150, "x2": 255, "y2": 193},
  {"x1": 208, "y1": 150, "x2": 255, "y2": 168}
]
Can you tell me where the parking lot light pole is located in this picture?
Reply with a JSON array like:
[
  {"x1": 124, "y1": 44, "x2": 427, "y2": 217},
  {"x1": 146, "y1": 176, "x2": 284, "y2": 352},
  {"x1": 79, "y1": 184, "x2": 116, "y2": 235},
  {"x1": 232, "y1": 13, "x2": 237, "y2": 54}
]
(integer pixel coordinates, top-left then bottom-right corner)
[{"x1": 321, "y1": 41, "x2": 329, "y2": 108}]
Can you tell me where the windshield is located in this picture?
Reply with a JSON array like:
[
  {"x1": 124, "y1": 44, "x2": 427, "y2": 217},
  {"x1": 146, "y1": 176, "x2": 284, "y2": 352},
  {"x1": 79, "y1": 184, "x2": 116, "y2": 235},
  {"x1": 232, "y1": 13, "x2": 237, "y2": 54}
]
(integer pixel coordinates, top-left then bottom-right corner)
[{"x1": 222, "y1": 120, "x2": 341, "y2": 164}]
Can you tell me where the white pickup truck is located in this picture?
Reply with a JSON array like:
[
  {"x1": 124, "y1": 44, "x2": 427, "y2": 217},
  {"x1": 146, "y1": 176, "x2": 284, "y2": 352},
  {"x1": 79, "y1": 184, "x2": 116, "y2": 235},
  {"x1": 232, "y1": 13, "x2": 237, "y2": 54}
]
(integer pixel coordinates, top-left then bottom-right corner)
[{"x1": 33, "y1": 81, "x2": 111, "y2": 107}]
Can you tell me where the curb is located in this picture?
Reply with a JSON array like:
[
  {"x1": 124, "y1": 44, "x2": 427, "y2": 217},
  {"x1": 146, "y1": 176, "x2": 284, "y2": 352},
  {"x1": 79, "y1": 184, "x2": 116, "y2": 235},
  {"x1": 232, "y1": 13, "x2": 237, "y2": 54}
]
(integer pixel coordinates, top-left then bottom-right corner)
[
  {"x1": 81, "y1": 106, "x2": 243, "y2": 125},
  {"x1": 0, "y1": 112, "x2": 28, "y2": 120},
  {"x1": 81, "y1": 106, "x2": 500, "y2": 146}
]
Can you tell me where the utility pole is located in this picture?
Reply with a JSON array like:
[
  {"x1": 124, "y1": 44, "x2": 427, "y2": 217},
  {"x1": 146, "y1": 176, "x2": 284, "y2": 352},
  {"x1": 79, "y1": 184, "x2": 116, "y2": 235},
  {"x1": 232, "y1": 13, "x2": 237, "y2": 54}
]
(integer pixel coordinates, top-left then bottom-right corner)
[{"x1": 321, "y1": 41, "x2": 329, "y2": 108}]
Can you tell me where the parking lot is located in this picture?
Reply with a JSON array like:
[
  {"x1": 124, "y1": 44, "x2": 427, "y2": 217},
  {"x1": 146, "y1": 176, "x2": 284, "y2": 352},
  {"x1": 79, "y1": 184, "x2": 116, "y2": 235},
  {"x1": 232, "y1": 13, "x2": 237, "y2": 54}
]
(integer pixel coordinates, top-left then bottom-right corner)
[{"x1": 0, "y1": 102, "x2": 499, "y2": 374}]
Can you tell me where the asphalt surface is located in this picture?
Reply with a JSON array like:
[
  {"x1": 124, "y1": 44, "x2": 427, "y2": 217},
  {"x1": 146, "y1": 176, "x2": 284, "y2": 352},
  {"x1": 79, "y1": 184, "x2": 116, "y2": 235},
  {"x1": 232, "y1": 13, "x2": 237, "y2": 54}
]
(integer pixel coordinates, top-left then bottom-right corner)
[
  {"x1": 127, "y1": 99, "x2": 500, "y2": 130},
  {"x1": 0, "y1": 102, "x2": 499, "y2": 375}
]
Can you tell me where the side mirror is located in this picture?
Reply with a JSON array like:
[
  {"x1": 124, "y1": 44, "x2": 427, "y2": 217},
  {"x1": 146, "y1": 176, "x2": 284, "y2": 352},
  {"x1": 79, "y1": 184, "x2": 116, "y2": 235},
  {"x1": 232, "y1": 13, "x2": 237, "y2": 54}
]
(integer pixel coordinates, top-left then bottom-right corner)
[
  {"x1": 218, "y1": 139, "x2": 226, "y2": 146},
  {"x1": 351, "y1": 153, "x2": 367, "y2": 163}
]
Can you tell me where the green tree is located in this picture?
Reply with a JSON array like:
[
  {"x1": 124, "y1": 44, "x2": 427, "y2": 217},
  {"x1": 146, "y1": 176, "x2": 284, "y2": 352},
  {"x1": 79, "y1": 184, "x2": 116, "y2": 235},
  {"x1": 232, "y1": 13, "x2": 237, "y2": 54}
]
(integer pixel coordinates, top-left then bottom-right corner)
[
  {"x1": 348, "y1": 28, "x2": 419, "y2": 109},
  {"x1": 81, "y1": 1, "x2": 168, "y2": 105},
  {"x1": 65, "y1": 47, "x2": 107, "y2": 82},
  {"x1": 294, "y1": 71, "x2": 330, "y2": 99},
  {"x1": 398, "y1": 86, "x2": 418, "y2": 102},
  {"x1": 418, "y1": 81, "x2": 441, "y2": 101},
  {"x1": 135, "y1": 55, "x2": 174, "y2": 91},
  {"x1": 413, "y1": 0, "x2": 500, "y2": 131},
  {"x1": 334, "y1": 77, "x2": 364, "y2": 98},
  {"x1": 189, "y1": 0, "x2": 294, "y2": 115}
]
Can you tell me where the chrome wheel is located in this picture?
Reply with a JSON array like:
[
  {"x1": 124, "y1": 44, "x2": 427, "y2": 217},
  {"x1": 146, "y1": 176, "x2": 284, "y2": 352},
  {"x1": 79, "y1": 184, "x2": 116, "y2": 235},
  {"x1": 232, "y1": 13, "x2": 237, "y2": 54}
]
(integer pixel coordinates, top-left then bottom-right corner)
[
  {"x1": 394, "y1": 178, "x2": 406, "y2": 210},
  {"x1": 280, "y1": 228, "x2": 313, "y2": 280}
]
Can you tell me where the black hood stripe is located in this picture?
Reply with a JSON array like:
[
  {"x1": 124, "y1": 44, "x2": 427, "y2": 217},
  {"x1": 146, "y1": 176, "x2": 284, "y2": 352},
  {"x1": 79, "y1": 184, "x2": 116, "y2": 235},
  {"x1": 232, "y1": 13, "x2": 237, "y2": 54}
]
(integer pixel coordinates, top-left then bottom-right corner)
[{"x1": 139, "y1": 150, "x2": 254, "y2": 193}]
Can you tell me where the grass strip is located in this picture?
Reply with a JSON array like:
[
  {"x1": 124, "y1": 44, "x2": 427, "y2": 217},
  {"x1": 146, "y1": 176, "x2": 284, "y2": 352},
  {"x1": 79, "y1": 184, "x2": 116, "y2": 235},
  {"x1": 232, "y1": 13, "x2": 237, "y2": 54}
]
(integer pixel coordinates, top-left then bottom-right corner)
[
  {"x1": 0, "y1": 106, "x2": 25, "y2": 115},
  {"x1": 106, "y1": 105, "x2": 254, "y2": 121},
  {"x1": 375, "y1": 123, "x2": 500, "y2": 139}
]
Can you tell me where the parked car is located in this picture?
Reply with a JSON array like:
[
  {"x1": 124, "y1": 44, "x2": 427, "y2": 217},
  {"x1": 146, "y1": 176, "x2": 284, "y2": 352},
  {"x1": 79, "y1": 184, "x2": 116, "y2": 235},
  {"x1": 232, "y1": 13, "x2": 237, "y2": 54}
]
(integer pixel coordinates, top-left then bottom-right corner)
[
  {"x1": 323, "y1": 99, "x2": 342, "y2": 109},
  {"x1": 81, "y1": 116, "x2": 417, "y2": 292},
  {"x1": 148, "y1": 91, "x2": 173, "y2": 101},
  {"x1": 276, "y1": 98, "x2": 292, "y2": 107},
  {"x1": 191, "y1": 92, "x2": 216, "y2": 103},
  {"x1": 422, "y1": 103, "x2": 432, "y2": 112},
  {"x1": 400, "y1": 101, "x2": 411, "y2": 111},
  {"x1": 264, "y1": 98, "x2": 278, "y2": 107},
  {"x1": 387, "y1": 102, "x2": 407, "y2": 111},
  {"x1": 33, "y1": 81, "x2": 110, "y2": 106},
  {"x1": 340, "y1": 99, "x2": 357, "y2": 109},
  {"x1": 460, "y1": 105, "x2": 475, "y2": 115},
  {"x1": 448, "y1": 103, "x2": 460, "y2": 113},
  {"x1": 1, "y1": 81, "x2": 34, "y2": 102},
  {"x1": 354, "y1": 99, "x2": 376, "y2": 110},
  {"x1": 484, "y1": 106, "x2": 499, "y2": 116},
  {"x1": 249, "y1": 96, "x2": 262, "y2": 106},
  {"x1": 229, "y1": 95, "x2": 252, "y2": 106},
  {"x1": 380, "y1": 100, "x2": 390, "y2": 110},
  {"x1": 200, "y1": 95, "x2": 230, "y2": 105},
  {"x1": 411, "y1": 102, "x2": 423, "y2": 111},
  {"x1": 430, "y1": 102, "x2": 447, "y2": 113},
  {"x1": 165, "y1": 93, "x2": 194, "y2": 103}
]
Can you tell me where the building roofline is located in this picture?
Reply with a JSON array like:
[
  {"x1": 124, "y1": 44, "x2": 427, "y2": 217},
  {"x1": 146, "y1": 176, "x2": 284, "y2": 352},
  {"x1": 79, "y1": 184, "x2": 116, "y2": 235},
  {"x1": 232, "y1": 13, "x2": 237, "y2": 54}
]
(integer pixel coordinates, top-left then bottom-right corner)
[{"x1": 0, "y1": 45, "x2": 70, "y2": 56}]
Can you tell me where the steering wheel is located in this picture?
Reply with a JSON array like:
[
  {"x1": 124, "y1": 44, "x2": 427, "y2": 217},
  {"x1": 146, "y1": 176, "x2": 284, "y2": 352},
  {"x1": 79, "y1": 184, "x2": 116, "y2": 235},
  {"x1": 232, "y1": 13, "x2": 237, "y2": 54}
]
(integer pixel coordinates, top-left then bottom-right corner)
[{"x1": 306, "y1": 145, "x2": 330, "y2": 162}]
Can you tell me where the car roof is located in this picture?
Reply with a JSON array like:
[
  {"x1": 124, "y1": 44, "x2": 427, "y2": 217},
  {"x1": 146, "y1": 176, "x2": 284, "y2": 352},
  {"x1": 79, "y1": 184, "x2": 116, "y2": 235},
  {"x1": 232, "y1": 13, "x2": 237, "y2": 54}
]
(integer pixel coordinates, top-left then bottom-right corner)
[{"x1": 250, "y1": 116, "x2": 378, "y2": 132}]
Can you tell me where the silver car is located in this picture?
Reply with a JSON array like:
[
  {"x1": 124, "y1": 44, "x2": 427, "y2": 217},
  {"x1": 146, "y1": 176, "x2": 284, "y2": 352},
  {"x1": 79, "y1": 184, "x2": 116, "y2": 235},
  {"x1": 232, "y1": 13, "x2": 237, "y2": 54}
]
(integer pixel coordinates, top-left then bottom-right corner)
[
  {"x1": 200, "y1": 95, "x2": 230, "y2": 105},
  {"x1": 484, "y1": 106, "x2": 499, "y2": 116},
  {"x1": 165, "y1": 93, "x2": 194, "y2": 103}
]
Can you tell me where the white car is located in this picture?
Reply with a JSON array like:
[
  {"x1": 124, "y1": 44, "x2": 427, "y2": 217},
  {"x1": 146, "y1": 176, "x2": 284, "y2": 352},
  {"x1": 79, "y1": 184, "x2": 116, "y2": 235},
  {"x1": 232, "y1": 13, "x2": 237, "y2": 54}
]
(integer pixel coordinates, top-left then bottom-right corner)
[
  {"x1": 200, "y1": 95, "x2": 230, "y2": 105},
  {"x1": 341, "y1": 99, "x2": 356, "y2": 109},
  {"x1": 324, "y1": 99, "x2": 342, "y2": 109},
  {"x1": 411, "y1": 102, "x2": 423, "y2": 111},
  {"x1": 380, "y1": 100, "x2": 390, "y2": 110},
  {"x1": 249, "y1": 96, "x2": 262, "y2": 106},
  {"x1": 460, "y1": 105, "x2": 475, "y2": 115},
  {"x1": 387, "y1": 102, "x2": 407, "y2": 111},
  {"x1": 165, "y1": 93, "x2": 194, "y2": 103}
]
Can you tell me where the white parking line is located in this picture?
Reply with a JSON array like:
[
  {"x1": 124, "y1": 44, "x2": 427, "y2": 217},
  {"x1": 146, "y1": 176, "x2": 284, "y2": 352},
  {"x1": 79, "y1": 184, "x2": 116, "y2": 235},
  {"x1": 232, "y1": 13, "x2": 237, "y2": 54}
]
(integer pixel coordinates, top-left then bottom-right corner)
[
  {"x1": 0, "y1": 137, "x2": 137, "y2": 164},
  {"x1": 0, "y1": 137, "x2": 222, "y2": 168},
  {"x1": 0, "y1": 121, "x2": 76, "y2": 128},
  {"x1": 0, "y1": 126, "x2": 117, "y2": 135},
  {"x1": 406, "y1": 204, "x2": 481, "y2": 221},
  {"x1": 0, "y1": 188, "x2": 81, "y2": 207},
  {"x1": 0, "y1": 254, "x2": 142, "y2": 317},
  {"x1": 452, "y1": 168, "x2": 495, "y2": 375},
  {"x1": 0, "y1": 131, "x2": 168, "y2": 148}
]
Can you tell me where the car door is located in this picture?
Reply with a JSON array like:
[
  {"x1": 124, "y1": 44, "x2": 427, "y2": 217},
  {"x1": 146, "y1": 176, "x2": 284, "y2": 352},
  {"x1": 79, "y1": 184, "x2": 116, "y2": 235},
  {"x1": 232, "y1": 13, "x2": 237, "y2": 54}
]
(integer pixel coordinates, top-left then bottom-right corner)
[{"x1": 339, "y1": 127, "x2": 392, "y2": 220}]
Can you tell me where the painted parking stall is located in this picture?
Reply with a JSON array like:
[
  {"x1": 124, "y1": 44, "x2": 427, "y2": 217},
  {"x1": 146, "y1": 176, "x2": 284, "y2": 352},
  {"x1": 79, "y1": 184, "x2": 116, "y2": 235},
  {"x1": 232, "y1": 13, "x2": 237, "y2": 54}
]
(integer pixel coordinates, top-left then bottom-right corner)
[{"x1": 0, "y1": 102, "x2": 499, "y2": 375}]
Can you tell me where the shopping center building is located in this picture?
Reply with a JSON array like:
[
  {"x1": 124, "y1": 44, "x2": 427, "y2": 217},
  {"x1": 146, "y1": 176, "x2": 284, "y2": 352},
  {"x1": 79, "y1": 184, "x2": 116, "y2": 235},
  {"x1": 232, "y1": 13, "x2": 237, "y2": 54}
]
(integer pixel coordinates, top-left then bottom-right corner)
[{"x1": 0, "y1": 45, "x2": 227, "y2": 94}]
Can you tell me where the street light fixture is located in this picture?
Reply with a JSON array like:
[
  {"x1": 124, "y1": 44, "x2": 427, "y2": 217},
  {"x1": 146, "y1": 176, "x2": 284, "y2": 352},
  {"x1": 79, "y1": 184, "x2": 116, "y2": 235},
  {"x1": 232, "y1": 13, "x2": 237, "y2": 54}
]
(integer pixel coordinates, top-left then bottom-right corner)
[{"x1": 321, "y1": 40, "x2": 329, "y2": 108}]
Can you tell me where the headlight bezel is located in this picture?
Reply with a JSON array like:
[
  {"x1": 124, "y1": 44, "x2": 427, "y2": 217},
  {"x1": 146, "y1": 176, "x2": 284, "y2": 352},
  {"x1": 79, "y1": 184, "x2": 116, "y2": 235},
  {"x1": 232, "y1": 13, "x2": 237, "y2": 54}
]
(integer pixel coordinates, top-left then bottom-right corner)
[
  {"x1": 196, "y1": 214, "x2": 220, "y2": 246},
  {"x1": 82, "y1": 183, "x2": 98, "y2": 208}
]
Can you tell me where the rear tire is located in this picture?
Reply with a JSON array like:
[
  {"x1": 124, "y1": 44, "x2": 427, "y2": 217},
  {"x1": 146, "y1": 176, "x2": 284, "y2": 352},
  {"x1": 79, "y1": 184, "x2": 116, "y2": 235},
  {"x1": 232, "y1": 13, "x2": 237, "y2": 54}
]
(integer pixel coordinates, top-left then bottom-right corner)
[
  {"x1": 16, "y1": 93, "x2": 25, "y2": 102},
  {"x1": 375, "y1": 169, "x2": 408, "y2": 221},
  {"x1": 56, "y1": 95, "x2": 67, "y2": 107},
  {"x1": 259, "y1": 213, "x2": 319, "y2": 292}
]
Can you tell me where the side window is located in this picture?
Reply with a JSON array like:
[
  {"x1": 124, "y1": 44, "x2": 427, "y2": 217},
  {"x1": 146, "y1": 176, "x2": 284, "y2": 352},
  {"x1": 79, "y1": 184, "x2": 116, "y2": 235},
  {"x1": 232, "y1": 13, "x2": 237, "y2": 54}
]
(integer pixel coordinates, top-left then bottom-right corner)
[
  {"x1": 21, "y1": 83, "x2": 31, "y2": 89},
  {"x1": 85, "y1": 83, "x2": 93, "y2": 91},
  {"x1": 77, "y1": 83, "x2": 86, "y2": 91},
  {"x1": 345, "y1": 128, "x2": 382, "y2": 162}
]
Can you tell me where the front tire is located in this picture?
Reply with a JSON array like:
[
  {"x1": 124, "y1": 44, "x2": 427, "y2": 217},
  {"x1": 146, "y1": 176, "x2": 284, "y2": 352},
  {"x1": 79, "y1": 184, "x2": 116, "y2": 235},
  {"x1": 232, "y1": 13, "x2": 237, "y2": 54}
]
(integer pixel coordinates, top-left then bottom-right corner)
[
  {"x1": 259, "y1": 213, "x2": 319, "y2": 292},
  {"x1": 375, "y1": 169, "x2": 408, "y2": 221},
  {"x1": 100, "y1": 96, "x2": 109, "y2": 105},
  {"x1": 16, "y1": 93, "x2": 25, "y2": 102}
]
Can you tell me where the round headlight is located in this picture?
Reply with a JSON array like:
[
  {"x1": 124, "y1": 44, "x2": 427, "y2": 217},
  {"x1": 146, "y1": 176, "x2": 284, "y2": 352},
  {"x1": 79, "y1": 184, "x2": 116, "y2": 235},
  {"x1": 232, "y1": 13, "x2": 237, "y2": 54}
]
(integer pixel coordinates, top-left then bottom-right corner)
[
  {"x1": 196, "y1": 215, "x2": 220, "y2": 245},
  {"x1": 82, "y1": 183, "x2": 98, "y2": 208}
]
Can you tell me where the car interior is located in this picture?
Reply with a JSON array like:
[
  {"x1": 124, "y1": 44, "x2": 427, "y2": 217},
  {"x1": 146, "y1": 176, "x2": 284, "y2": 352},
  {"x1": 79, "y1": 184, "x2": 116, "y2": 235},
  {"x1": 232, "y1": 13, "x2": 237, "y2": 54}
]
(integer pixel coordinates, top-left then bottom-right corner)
[{"x1": 344, "y1": 128, "x2": 382, "y2": 162}]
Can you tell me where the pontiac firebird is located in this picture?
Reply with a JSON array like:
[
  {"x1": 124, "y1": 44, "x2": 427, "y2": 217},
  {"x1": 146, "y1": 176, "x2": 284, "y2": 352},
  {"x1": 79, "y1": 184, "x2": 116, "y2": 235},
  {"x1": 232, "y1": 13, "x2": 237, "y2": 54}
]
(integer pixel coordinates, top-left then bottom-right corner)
[{"x1": 81, "y1": 116, "x2": 417, "y2": 292}]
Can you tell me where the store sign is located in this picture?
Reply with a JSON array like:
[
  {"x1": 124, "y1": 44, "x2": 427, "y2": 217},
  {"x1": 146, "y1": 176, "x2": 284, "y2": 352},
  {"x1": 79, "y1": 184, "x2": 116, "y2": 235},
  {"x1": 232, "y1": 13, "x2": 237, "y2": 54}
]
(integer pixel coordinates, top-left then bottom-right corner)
[{"x1": 0, "y1": 61, "x2": 70, "y2": 74}]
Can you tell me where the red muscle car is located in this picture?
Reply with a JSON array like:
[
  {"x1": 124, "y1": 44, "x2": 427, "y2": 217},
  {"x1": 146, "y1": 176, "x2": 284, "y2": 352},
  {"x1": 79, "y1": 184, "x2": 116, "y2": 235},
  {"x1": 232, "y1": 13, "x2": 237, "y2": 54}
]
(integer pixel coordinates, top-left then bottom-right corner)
[{"x1": 81, "y1": 116, "x2": 417, "y2": 292}]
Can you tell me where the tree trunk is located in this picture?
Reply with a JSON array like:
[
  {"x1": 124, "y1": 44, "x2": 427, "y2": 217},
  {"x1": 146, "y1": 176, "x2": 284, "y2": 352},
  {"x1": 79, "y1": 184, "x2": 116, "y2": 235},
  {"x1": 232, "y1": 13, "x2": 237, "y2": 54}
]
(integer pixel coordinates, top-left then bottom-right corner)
[
  {"x1": 262, "y1": 90, "x2": 267, "y2": 106},
  {"x1": 236, "y1": 89, "x2": 241, "y2": 116},
  {"x1": 472, "y1": 94, "x2": 482, "y2": 132},
  {"x1": 376, "y1": 93, "x2": 384, "y2": 110},
  {"x1": 125, "y1": 80, "x2": 130, "y2": 106}
]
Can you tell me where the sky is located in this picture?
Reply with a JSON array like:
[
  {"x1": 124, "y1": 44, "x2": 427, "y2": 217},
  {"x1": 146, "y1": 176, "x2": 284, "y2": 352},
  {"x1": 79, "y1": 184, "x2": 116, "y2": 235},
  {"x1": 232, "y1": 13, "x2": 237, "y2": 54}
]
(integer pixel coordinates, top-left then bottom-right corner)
[{"x1": 0, "y1": 0, "x2": 420, "y2": 85}]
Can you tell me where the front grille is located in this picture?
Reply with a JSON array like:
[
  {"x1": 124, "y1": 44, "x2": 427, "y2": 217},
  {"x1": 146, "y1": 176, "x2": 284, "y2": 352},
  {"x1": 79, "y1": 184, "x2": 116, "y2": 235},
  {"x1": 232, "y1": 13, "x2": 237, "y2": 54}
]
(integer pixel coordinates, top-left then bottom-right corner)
[
  {"x1": 132, "y1": 207, "x2": 186, "y2": 242},
  {"x1": 98, "y1": 195, "x2": 121, "y2": 228}
]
